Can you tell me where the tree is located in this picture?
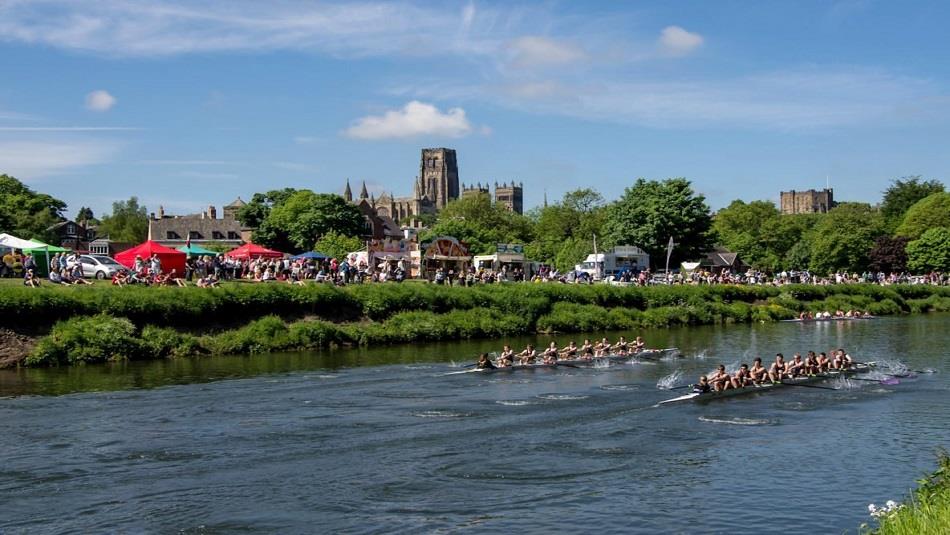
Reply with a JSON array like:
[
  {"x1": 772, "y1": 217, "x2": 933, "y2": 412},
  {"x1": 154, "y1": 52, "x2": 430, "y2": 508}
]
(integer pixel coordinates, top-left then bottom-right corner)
[
  {"x1": 98, "y1": 197, "x2": 149, "y2": 243},
  {"x1": 868, "y1": 236, "x2": 910, "y2": 273},
  {"x1": 314, "y1": 230, "x2": 364, "y2": 261},
  {"x1": 236, "y1": 188, "x2": 298, "y2": 230},
  {"x1": 261, "y1": 191, "x2": 365, "y2": 252},
  {"x1": 602, "y1": 178, "x2": 714, "y2": 267},
  {"x1": 526, "y1": 188, "x2": 606, "y2": 270},
  {"x1": 808, "y1": 203, "x2": 885, "y2": 274},
  {"x1": 881, "y1": 176, "x2": 944, "y2": 229},
  {"x1": 76, "y1": 206, "x2": 98, "y2": 225},
  {"x1": 712, "y1": 200, "x2": 781, "y2": 270},
  {"x1": 0, "y1": 174, "x2": 67, "y2": 243},
  {"x1": 895, "y1": 192, "x2": 950, "y2": 239},
  {"x1": 907, "y1": 227, "x2": 950, "y2": 273},
  {"x1": 423, "y1": 192, "x2": 534, "y2": 255}
]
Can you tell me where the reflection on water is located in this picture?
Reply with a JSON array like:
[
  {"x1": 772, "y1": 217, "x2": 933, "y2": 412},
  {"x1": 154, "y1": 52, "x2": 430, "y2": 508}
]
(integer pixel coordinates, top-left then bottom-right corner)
[{"x1": 0, "y1": 315, "x2": 948, "y2": 533}]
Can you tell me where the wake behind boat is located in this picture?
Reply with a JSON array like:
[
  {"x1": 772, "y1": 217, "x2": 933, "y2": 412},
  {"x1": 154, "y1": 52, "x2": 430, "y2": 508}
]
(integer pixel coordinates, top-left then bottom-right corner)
[{"x1": 658, "y1": 362, "x2": 876, "y2": 405}]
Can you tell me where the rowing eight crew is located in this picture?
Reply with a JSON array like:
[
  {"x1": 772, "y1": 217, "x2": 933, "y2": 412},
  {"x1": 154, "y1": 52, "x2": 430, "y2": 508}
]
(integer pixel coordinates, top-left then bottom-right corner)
[
  {"x1": 799, "y1": 310, "x2": 872, "y2": 320},
  {"x1": 694, "y1": 349, "x2": 854, "y2": 393},
  {"x1": 474, "y1": 336, "x2": 649, "y2": 369}
]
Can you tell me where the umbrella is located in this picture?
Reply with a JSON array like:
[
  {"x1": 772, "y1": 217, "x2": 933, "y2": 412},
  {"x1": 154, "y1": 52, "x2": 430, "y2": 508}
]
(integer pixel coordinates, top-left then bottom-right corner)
[{"x1": 291, "y1": 251, "x2": 328, "y2": 260}]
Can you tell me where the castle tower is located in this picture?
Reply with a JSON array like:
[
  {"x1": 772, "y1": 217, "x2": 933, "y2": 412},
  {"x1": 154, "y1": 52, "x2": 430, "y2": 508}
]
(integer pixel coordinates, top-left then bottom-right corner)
[
  {"x1": 419, "y1": 148, "x2": 459, "y2": 209},
  {"x1": 494, "y1": 181, "x2": 524, "y2": 214}
]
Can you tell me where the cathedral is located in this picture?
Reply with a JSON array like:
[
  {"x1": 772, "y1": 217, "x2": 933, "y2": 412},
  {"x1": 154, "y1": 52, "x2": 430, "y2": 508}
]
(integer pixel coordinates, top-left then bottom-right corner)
[{"x1": 344, "y1": 148, "x2": 459, "y2": 237}]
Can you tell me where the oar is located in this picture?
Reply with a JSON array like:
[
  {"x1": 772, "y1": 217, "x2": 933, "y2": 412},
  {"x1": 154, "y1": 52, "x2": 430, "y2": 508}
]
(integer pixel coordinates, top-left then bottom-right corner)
[
  {"x1": 558, "y1": 362, "x2": 581, "y2": 369},
  {"x1": 783, "y1": 381, "x2": 837, "y2": 390}
]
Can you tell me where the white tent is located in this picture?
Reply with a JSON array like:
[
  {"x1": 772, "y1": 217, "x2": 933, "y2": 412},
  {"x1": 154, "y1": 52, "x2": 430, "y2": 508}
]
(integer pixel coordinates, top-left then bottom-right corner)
[{"x1": 0, "y1": 233, "x2": 45, "y2": 250}]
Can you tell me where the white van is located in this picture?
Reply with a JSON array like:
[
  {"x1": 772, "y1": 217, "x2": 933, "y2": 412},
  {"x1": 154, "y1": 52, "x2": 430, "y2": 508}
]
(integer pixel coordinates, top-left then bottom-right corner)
[{"x1": 575, "y1": 246, "x2": 650, "y2": 281}]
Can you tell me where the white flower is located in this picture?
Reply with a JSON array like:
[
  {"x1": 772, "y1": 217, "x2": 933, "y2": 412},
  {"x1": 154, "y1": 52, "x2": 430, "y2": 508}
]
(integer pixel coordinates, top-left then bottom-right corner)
[
  {"x1": 868, "y1": 503, "x2": 878, "y2": 513},
  {"x1": 885, "y1": 500, "x2": 897, "y2": 509}
]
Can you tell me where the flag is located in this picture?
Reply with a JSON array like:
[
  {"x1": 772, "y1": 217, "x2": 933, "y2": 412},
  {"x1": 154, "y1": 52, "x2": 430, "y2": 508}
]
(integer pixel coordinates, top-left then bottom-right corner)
[{"x1": 665, "y1": 236, "x2": 674, "y2": 272}]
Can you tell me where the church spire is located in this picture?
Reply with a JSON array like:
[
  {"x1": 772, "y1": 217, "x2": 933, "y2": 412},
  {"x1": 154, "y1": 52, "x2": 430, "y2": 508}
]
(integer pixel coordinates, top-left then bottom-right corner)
[
  {"x1": 344, "y1": 179, "x2": 353, "y2": 202},
  {"x1": 543, "y1": 189, "x2": 548, "y2": 208},
  {"x1": 360, "y1": 180, "x2": 369, "y2": 199}
]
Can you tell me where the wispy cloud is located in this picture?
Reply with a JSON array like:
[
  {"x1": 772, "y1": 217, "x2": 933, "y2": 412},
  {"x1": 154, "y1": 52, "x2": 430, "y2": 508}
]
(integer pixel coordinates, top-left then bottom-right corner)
[
  {"x1": 506, "y1": 36, "x2": 586, "y2": 68},
  {"x1": 657, "y1": 26, "x2": 703, "y2": 57},
  {"x1": 85, "y1": 89, "x2": 116, "y2": 111},
  {"x1": 345, "y1": 101, "x2": 473, "y2": 140},
  {"x1": 140, "y1": 159, "x2": 232, "y2": 165},
  {"x1": 0, "y1": 139, "x2": 121, "y2": 178},
  {"x1": 0, "y1": 126, "x2": 140, "y2": 131}
]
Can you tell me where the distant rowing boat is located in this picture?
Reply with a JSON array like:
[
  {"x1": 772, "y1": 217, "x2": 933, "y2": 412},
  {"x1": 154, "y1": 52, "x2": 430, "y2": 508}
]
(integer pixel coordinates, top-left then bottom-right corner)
[
  {"x1": 779, "y1": 316, "x2": 876, "y2": 323},
  {"x1": 657, "y1": 363, "x2": 873, "y2": 405},
  {"x1": 446, "y1": 348, "x2": 680, "y2": 375}
]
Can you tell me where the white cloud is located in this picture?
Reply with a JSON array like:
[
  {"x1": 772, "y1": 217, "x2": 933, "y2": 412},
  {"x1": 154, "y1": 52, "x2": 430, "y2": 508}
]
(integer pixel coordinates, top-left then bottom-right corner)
[
  {"x1": 85, "y1": 90, "x2": 116, "y2": 111},
  {"x1": 658, "y1": 26, "x2": 703, "y2": 57},
  {"x1": 345, "y1": 101, "x2": 473, "y2": 140},
  {"x1": 507, "y1": 36, "x2": 586, "y2": 67},
  {"x1": 0, "y1": 140, "x2": 120, "y2": 178}
]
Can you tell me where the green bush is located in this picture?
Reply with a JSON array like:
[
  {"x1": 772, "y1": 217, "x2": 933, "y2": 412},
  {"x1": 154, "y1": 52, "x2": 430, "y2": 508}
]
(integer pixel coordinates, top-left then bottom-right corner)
[{"x1": 27, "y1": 314, "x2": 142, "y2": 365}]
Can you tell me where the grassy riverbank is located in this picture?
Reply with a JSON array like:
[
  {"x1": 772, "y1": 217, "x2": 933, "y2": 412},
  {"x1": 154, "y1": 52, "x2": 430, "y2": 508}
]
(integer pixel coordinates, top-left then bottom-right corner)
[
  {"x1": 5, "y1": 282, "x2": 950, "y2": 366},
  {"x1": 865, "y1": 452, "x2": 950, "y2": 535}
]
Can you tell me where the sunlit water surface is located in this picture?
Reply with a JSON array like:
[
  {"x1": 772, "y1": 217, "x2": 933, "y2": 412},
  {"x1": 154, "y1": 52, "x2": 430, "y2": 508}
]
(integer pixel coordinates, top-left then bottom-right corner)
[{"x1": 1, "y1": 315, "x2": 948, "y2": 533}]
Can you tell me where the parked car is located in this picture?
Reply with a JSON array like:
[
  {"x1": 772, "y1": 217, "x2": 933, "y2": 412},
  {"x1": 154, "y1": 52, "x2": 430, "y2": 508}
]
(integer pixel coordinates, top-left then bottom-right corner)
[{"x1": 79, "y1": 254, "x2": 128, "y2": 279}]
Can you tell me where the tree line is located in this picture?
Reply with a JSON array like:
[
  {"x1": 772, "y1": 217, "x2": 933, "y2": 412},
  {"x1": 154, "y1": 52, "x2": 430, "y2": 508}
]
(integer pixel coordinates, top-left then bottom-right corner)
[{"x1": 3, "y1": 171, "x2": 948, "y2": 274}]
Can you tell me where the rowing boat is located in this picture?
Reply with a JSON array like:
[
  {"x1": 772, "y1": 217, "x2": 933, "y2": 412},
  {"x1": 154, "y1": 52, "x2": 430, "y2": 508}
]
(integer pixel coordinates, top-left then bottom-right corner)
[
  {"x1": 779, "y1": 316, "x2": 876, "y2": 323},
  {"x1": 446, "y1": 347, "x2": 680, "y2": 375},
  {"x1": 657, "y1": 363, "x2": 874, "y2": 405}
]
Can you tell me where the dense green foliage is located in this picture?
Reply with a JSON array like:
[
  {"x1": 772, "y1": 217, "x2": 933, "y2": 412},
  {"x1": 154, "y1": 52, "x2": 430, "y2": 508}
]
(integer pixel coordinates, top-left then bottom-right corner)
[
  {"x1": 12, "y1": 282, "x2": 950, "y2": 366},
  {"x1": 712, "y1": 200, "x2": 819, "y2": 271},
  {"x1": 420, "y1": 192, "x2": 535, "y2": 255},
  {"x1": 896, "y1": 192, "x2": 950, "y2": 239},
  {"x1": 881, "y1": 176, "x2": 945, "y2": 230},
  {"x1": 0, "y1": 174, "x2": 68, "y2": 244},
  {"x1": 603, "y1": 178, "x2": 714, "y2": 268},
  {"x1": 907, "y1": 228, "x2": 950, "y2": 272},
  {"x1": 97, "y1": 197, "x2": 149, "y2": 243},
  {"x1": 313, "y1": 229, "x2": 363, "y2": 261},
  {"x1": 526, "y1": 189, "x2": 607, "y2": 272},
  {"x1": 236, "y1": 188, "x2": 363, "y2": 253},
  {"x1": 865, "y1": 452, "x2": 950, "y2": 535},
  {"x1": 808, "y1": 203, "x2": 886, "y2": 273}
]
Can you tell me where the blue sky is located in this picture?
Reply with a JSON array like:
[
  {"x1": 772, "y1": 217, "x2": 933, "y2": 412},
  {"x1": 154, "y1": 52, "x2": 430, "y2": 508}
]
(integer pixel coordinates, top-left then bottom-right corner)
[{"x1": 0, "y1": 0, "x2": 948, "y2": 219}]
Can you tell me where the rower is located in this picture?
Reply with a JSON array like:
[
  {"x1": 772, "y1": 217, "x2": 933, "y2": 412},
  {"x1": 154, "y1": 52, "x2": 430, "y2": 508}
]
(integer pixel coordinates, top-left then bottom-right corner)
[
  {"x1": 749, "y1": 357, "x2": 768, "y2": 384},
  {"x1": 709, "y1": 364, "x2": 731, "y2": 391},
  {"x1": 476, "y1": 353, "x2": 496, "y2": 370},
  {"x1": 837, "y1": 349, "x2": 853, "y2": 369},
  {"x1": 541, "y1": 342, "x2": 559, "y2": 364},
  {"x1": 633, "y1": 336, "x2": 646, "y2": 353},
  {"x1": 580, "y1": 339, "x2": 595, "y2": 360},
  {"x1": 693, "y1": 375, "x2": 712, "y2": 393},
  {"x1": 518, "y1": 344, "x2": 537, "y2": 365},
  {"x1": 560, "y1": 341, "x2": 578, "y2": 359},
  {"x1": 768, "y1": 353, "x2": 787, "y2": 383},
  {"x1": 498, "y1": 345, "x2": 514, "y2": 367},
  {"x1": 614, "y1": 336, "x2": 629, "y2": 356},
  {"x1": 816, "y1": 351, "x2": 830, "y2": 372},
  {"x1": 594, "y1": 337, "x2": 612, "y2": 357},
  {"x1": 731, "y1": 363, "x2": 753, "y2": 389},
  {"x1": 804, "y1": 351, "x2": 819, "y2": 375},
  {"x1": 786, "y1": 353, "x2": 805, "y2": 377}
]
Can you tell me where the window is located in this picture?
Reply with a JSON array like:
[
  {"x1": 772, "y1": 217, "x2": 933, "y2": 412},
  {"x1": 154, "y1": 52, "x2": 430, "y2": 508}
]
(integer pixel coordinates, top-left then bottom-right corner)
[
  {"x1": 166, "y1": 231, "x2": 181, "y2": 239},
  {"x1": 227, "y1": 231, "x2": 240, "y2": 240},
  {"x1": 212, "y1": 231, "x2": 225, "y2": 240},
  {"x1": 188, "y1": 231, "x2": 202, "y2": 239},
  {"x1": 67, "y1": 223, "x2": 77, "y2": 235}
]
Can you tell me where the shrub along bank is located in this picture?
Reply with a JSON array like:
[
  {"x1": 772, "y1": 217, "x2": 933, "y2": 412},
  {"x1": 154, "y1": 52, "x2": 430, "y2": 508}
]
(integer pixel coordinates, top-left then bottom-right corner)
[
  {"x1": 8, "y1": 282, "x2": 950, "y2": 366},
  {"x1": 864, "y1": 452, "x2": 950, "y2": 535}
]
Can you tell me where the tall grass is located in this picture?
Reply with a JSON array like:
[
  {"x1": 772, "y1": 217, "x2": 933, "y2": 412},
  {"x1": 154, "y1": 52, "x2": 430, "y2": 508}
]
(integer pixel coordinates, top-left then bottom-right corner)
[{"x1": 866, "y1": 452, "x2": 950, "y2": 535}]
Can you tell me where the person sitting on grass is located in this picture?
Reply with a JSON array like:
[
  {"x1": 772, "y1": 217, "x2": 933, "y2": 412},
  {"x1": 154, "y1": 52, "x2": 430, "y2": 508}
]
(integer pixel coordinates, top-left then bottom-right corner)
[
  {"x1": 196, "y1": 274, "x2": 219, "y2": 288},
  {"x1": 23, "y1": 268, "x2": 41, "y2": 287},
  {"x1": 112, "y1": 270, "x2": 129, "y2": 286},
  {"x1": 168, "y1": 269, "x2": 187, "y2": 287},
  {"x1": 48, "y1": 267, "x2": 71, "y2": 285},
  {"x1": 68, "y1": 264, "x2": 93, "y2": 285},
  {"x1": 154, "y1": 271, "x2": 171, "y2": 286}
]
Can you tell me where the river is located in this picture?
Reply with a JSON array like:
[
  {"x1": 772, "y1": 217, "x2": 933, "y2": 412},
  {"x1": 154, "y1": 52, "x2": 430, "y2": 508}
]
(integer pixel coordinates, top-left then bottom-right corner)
[{"x1": 2, "y1": 315, "x2": 948, "y2": 534}]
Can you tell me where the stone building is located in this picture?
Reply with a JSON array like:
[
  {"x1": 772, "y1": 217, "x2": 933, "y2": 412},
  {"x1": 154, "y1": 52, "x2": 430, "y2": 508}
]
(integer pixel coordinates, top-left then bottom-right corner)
[
  {"x1": 148, "y1": 199, "x2": 252, "y2": 248},
  {"x1": 343, "y1": 147, "x2": 460, "y2": 229},
  {"x1": 460, "y1": 181, "x2": 524, "y2": 214},
  {"x1": 780, "y1": 188, "x2": 835, "y2": 215}
]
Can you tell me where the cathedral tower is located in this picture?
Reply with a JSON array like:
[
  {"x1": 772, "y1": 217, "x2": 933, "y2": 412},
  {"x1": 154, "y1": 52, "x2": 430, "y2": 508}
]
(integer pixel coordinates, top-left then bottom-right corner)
[{"x1": 419, "y1": 148, "x2": 459, "y2": 209}]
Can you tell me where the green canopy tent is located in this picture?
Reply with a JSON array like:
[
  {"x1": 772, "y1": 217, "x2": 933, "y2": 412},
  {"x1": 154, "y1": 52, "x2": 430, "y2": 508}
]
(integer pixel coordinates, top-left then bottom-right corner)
[
  {"x1": 24, "y1": 239, "x2": 70, "y2": 277},
  {"x1": 177, "y1": 243, "x2": 219, "y2": 257}
]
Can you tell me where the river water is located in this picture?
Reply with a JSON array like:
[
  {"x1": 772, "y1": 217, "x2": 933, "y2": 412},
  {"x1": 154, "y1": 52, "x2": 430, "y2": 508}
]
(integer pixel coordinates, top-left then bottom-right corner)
[{"x1": 2, "y1": 315, "x2": 948, "y2": 534}]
